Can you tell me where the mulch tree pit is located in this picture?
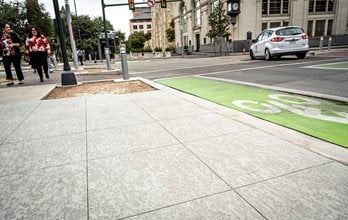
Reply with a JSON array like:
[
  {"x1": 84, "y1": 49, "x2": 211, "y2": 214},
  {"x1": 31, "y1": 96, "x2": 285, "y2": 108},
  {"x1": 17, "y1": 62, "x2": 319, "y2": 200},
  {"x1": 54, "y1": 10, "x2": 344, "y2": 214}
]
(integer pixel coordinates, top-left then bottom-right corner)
[{"x1": 44, "y1": 80, "x2": 156, "y2": 100}]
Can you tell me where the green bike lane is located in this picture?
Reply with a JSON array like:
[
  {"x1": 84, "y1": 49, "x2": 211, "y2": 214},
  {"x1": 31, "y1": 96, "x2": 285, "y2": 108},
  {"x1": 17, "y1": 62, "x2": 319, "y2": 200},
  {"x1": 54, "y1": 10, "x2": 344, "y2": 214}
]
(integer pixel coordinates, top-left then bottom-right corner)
[{"x1": 156, "y1": 75, "x2": 348, "y2": 148}]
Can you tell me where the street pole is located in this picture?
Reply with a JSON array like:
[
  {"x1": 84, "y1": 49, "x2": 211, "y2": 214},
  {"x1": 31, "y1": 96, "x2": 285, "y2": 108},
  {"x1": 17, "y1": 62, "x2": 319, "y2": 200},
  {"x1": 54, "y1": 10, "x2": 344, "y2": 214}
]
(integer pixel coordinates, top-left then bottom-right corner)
[
  {"x1": 53, "y1": 0, "x2": 77, "y2": 85},
  {"x1": 65, "y1": 0, "x2": 79, "y2": 70},
  {"x1": 180, "y1": 15, "x2": 184, "y2": 57},
  {"x1": 101, "y1": 0, "x2": 112, "y2": 70}
]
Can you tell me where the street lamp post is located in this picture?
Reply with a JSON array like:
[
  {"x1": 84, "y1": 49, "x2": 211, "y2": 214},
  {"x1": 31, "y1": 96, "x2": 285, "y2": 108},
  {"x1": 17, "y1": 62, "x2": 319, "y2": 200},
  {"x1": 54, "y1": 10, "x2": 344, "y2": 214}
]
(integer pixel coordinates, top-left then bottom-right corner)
[
  {"x1": 101, "y1": 0, "x2": 112, "y2": 71},
  {"x1": 53, "y1": 0, "x2": 77, "y2": 85}
]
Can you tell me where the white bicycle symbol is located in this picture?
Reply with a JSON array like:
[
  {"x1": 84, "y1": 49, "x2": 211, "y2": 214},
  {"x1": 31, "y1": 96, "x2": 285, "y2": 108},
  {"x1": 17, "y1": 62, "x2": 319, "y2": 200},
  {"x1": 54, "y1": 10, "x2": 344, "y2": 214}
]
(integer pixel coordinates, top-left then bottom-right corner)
[{"x1": 232, "y1": 94, "x2": 348, "y2": 124}]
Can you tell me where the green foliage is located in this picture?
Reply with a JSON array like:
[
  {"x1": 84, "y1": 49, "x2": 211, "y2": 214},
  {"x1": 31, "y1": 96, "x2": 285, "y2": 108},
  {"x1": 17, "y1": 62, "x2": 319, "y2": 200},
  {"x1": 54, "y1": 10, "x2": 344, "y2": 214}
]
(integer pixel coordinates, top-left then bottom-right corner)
[
  {"x1": 25, "y1": 0, "x2": 53, "y2": 36},
  {"x1": 144, "y1": 32, "x2": 151, "y2": 41},
  {"x1": 166, "y1": 19, "x2": 175, "y2": 43},
  {"x1": 0, "y1": 1, "x2": 28, "y2": 40},
  {"x1": 206, "y1": 0, "x2": 231, "y2": 41},
  {"x1": 154, "y1": 47, "x2": 162, "y2": 52},
  {"x1": 143, "y1": 46, "x2": 152, "y2": 52},
  {"x1": 128, "y1": 32, "x2": 145, "y2": 50},
  {"x1": 165, "y1": 45, "x2": 176, "y2": 51}
]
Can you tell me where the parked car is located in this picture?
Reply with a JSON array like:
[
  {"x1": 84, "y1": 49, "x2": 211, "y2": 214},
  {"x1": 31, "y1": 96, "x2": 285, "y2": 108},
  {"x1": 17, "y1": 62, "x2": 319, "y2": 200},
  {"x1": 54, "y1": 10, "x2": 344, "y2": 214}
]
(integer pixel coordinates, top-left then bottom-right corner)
[{"x1": 249, "y1": 26, "x2": 309, "y2": 61}]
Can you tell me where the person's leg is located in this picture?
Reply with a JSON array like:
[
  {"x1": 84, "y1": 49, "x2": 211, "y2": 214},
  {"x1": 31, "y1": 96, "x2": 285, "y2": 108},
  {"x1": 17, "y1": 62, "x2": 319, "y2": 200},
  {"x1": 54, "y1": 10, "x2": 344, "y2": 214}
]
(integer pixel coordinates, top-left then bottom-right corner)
[
  {"x1": 30, "y1": 53, "x2": 43, "y2": 82},
  {"x1": 13, "y1": 55, "x2": 24, "y2": 83},
  {"x1": 40, "y1": 52, "x2": 49, "y2": 79},
  {"x1": 3, "y1": 57, "x2": 14, "y2": 85}
]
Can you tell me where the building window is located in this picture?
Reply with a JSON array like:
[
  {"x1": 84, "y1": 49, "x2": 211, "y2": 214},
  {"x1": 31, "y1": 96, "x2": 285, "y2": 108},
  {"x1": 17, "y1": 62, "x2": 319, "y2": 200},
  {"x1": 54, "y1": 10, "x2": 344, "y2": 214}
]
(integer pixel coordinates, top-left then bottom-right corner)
[
  {"x1": 315, "y1": 20, "x2": 326, "y2": 36},
  {"x1": 308, "y1": 20, "x2": 313, "y2": 37},
  {"x1": 262, "y1": 0, "x2": 289, "y2": 16},
  {"x1": 270, "y1": 22, "x2": 281, "y2": 28},
  {"x1": 327, "y1": 19, "x2": 333, "y2": 36},
  {"x1": 211, "y1": 0, "x2": 219, "y2": 12},
  {"x1": 283, "y1": 21, "x2": 289, "y2": 26},
  {"x1": 139, "y1": 25, "x2": 143, "y2": 29},
  {"x1": 147, "y1": 24, "x2": 151, "y2": 29},
  {"x1": 309, "y1": 0, "x2": 335, "y2": 13},
  {"x1": 194, "y1": 0, "x2": 201, "y2": 26},
  {"x1": 262, "y1": 22, "x2": 268, "y2": 30},
  {"x1": 133, "y1": 25, "x2": 137, "y2": 30},
  {"x1": 269, "y1": 0, "x2": 281, "y2": 14}
]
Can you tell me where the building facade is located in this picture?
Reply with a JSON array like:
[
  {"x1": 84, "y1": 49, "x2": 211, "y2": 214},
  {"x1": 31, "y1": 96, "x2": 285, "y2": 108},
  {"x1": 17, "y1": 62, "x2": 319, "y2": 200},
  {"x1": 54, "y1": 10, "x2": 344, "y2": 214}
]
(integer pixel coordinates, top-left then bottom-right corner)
[
  {"x1": 129, "y1": 7, "x2": 152, "y2": 47},
  {"x1": 151, "y1": 3, "x2": 175, "y2": 51},
  {"x1": 174, "y1": 0, "x2": 348, "y2": 51}
]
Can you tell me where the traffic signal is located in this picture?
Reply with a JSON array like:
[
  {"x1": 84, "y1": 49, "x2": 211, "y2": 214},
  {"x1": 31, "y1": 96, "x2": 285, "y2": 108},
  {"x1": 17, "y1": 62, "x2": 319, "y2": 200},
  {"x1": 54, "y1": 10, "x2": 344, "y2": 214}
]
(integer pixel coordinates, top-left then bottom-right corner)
[
  {"x1": 128, "y1": 0, "x2": 135, "y2": 10},
  {"x1": 161, "y1": 0, "x2": 167, "y2": 8}
]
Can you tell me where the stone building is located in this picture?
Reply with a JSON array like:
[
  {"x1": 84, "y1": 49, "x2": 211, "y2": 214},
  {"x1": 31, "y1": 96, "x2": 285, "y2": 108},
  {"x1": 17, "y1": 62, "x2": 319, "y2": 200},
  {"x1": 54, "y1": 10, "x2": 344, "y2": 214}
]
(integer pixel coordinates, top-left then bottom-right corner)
[
  {"x1": 151, "y1": 3, "x2": 176, "y2": 51},
  {"x1": 174, "y1": 0, "x2": 348, "y2": 52}
]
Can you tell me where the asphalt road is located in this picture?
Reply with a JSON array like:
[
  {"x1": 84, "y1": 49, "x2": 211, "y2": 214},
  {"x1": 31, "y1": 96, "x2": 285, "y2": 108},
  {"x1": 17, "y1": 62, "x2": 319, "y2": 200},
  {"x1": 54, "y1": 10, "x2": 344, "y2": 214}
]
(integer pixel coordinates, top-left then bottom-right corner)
[
  {"x1": 2, "y1": 51, "x2": 347, "y2": 99},
  {"x1": 126, "y1": 54, "x2": 348, "y2": 99}
]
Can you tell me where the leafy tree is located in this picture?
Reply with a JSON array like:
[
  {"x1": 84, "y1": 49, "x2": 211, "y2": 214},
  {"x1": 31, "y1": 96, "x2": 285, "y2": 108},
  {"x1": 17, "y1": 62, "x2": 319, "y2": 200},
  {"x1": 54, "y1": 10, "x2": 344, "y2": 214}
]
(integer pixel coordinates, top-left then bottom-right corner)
[
  {"x1": 128, "y1": 32, "x2": 145, "y2": 51},
  {"x1": 114, "y1": 30, "x2": 126, "y2": 49},
  {"x1": 25, "y1": 0, "x2": 53, "y2": 37},
  {"x1": 0, "y1": 0, "x2": 27, "y2": 40},
  {"x1": 166, "y1": 19, "x2": 175, "y2": 42},
  {"x1": 206, "y1": 0, "x2": 231, "y2": 55},
  {"x1": 144, "y1": 32, "x2": 151, "y2": 41}
]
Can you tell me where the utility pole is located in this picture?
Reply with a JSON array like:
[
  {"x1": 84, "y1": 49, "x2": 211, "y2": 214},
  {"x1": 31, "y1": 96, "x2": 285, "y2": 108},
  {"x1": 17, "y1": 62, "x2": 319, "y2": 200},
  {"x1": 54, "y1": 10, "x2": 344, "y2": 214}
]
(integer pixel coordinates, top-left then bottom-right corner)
[
  {"x1": 101, "y1": 0, "x2": 112, "y2": 71},
  {"x1": 53, "y1": 0, "x2": 77, "y2": 85},
  {"x1": 65, "y1": 0, "x2": 79, "y2": 70}
]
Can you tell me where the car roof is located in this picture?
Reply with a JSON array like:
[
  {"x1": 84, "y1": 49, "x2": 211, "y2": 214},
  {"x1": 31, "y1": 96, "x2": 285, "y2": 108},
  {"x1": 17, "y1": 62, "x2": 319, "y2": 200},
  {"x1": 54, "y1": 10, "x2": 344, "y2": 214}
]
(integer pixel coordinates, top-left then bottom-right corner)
[{"x1": 266, "y1": 26, "x2": 303, "y2": 31}]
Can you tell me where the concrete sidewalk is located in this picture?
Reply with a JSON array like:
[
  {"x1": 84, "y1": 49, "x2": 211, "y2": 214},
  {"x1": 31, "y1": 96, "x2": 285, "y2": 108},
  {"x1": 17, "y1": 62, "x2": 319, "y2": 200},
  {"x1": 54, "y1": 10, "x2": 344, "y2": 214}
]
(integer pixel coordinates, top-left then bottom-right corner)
[{"x1": 0, "y1": 78, "x2": 347, "y2": 219}]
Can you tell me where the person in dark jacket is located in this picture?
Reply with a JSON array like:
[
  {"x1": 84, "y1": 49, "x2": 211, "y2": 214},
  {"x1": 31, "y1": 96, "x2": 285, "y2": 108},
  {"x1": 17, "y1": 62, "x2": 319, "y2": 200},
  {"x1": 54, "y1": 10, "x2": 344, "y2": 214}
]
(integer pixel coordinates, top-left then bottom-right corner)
[{"x1": 0, "y1": 23, "x2": 24, "y2": 86}]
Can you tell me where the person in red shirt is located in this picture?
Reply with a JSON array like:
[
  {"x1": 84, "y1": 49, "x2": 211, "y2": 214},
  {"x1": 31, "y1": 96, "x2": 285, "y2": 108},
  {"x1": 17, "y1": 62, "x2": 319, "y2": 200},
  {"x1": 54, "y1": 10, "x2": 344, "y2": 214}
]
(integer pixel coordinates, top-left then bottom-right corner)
[
  {"x1": 25, "y1": 26, "x2": 51, "y2": 82},
  {"x1": 0, "y1": 23, "x2": 24, "y2": 86}
]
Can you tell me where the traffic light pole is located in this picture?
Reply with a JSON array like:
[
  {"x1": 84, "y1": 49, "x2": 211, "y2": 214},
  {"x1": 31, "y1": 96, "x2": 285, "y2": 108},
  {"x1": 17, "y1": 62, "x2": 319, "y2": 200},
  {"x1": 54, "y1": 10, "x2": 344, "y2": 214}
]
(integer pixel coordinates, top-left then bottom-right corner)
[
  {"x1": 101, "y1": 0, "x2": 112, "y2": 71},
  {"x1": 53, "y1": 0, "x2": 77, "y2": 86}
]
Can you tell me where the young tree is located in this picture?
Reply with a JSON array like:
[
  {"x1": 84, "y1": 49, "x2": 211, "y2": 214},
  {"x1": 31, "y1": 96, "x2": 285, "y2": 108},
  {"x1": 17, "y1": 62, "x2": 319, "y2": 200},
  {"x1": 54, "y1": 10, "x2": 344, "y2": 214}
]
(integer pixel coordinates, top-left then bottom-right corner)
[
  {"x1": 166, "y1": 19, "x2": 175, "y2": 42},
  {"x1": 0, "y1": 1, "x2": 28, "y2": 39},
  {"x1": 128, "y1": 32, "x2": 145, "y2": 51},
  {"x1": 206, "y1": 0, "x2": 231, "y2": 55}
]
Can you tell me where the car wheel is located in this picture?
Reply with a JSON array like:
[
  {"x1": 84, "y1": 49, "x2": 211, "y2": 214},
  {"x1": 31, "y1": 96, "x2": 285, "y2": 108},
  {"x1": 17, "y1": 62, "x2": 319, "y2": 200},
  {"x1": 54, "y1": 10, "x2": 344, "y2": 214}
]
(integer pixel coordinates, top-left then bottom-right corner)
[
  {"x1": 296, "y1": 53, "x2": 306, "y2": 59},
  {"x1": 250, "y1": 50, "x2": 255, "y2": 60},
  {"x1": 264, "y1": 49, "x2": 272, "y2": 61}
]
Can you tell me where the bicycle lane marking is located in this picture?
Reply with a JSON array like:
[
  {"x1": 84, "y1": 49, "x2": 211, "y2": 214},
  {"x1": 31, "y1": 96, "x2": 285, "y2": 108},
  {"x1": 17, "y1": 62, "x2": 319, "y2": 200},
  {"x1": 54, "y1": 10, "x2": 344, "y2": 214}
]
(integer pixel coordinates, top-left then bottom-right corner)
[{"x1": 156, "y1": 76, "x2": 348, "y2": 148}]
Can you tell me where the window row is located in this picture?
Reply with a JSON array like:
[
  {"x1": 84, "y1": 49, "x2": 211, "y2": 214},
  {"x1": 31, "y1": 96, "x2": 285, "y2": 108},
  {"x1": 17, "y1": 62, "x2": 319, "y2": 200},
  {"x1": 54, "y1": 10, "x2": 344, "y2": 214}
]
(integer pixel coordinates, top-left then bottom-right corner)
[
  {"x1": 307, "y1": 19, "x2": 333, "y2": 37},
  {"x1": 308, "y1": 0, "x2": 334, "y2": 13},
  {"x1": 262, "y1": 0, "x2": 289, "y2": 15},
  {"x1": 133, "y1": 24, "x2": 152, "y2": 30}
]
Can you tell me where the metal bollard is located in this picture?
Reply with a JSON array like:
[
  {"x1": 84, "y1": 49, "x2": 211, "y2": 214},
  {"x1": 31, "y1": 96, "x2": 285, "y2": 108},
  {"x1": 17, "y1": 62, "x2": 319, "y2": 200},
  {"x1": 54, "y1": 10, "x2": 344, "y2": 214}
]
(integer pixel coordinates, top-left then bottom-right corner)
[
  {"x1": 319, "y1": 36, "x2": 324, "y2": 51},
  {"x1": 328, "y1": 37, "x2": 332, "y2": 51},
  {"x1": 120, "y1": 44, "x2": 129, "y2": 80}
]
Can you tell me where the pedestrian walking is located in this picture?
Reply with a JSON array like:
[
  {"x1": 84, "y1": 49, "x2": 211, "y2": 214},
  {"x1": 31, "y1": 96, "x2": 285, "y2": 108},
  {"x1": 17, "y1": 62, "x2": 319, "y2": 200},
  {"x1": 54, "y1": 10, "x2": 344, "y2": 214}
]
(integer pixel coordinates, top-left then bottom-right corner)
[
  {"x1": 25, "y1": 26, "x2": 51, "y2": 82},
  {"x1": 77, "y1": 49, "x2": 84, "y2": 65},
  {"x1": 0, "y1": 23, "x2": 24, "y2": 86}
]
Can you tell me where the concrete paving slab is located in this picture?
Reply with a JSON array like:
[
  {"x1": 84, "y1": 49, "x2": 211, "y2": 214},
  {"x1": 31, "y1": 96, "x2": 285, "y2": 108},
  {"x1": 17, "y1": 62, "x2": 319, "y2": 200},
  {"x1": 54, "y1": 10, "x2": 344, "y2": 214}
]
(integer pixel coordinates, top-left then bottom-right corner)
[
  {"x1": 0, "y1": 133, "x2": 86, "y2": 177},
  {"x1": 87, "y1": 122, "x2": 179, "y2": 159},
  {"x1": 5, "y1": 116, "x2": 85, "y2": 143},
  {"x1": 127, "y1": 191, "x2": 264, "y2": 220},
  {"x1": 185, "y1": 131, "x2": 331, "y2": 188},
  {"x1": 0, "y1": 85, "x2": 55, "y2": 104},
  {"x1": 237, "y1": 162, "x2": 348, "y2": 220},
  {"x1": 0, "y1": 163, "x2": 87, "y2": 220},
  {"x1": 159, "y1": 113, "x2": 251, "y2": 143},
  {"x1": 88, "y1": 145, "x2": 229, "y2": 219},
  {"x1": 86, "y1": 95, "x2": 154, "y2": 131}
]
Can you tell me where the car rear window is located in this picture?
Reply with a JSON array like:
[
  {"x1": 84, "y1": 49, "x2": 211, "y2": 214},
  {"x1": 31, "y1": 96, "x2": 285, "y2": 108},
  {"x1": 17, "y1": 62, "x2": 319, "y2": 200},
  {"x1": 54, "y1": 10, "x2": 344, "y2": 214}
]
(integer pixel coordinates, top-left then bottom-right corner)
[{"x1": 276, "y1": 27, "x2": 304, "y2": 36}]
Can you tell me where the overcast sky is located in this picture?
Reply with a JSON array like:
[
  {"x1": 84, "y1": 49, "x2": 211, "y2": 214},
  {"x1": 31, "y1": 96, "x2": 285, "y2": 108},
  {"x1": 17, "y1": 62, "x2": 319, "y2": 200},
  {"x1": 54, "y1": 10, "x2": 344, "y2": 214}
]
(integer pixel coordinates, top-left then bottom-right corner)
[{"x1": 38, "y1": 0, "x2": 136, "y2": 36}]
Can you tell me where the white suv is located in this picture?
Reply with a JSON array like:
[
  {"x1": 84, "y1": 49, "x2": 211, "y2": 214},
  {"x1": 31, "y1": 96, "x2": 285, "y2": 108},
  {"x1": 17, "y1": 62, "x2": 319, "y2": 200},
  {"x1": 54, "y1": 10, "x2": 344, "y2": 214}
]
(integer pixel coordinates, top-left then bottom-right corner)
[{"x1": 250, "y1": 26, "x2": 309, "y2": 61}]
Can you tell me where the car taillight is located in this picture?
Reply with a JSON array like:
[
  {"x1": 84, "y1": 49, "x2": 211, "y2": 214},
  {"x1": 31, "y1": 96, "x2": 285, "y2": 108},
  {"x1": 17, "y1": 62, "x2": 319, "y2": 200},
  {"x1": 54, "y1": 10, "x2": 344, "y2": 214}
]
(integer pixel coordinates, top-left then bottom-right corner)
[
  {"x1": 302, "y1": 33, "x2": 308, "y2": 39},
  {"x1": 271, "y1": 36, "x2": 284, "y2": 42}
]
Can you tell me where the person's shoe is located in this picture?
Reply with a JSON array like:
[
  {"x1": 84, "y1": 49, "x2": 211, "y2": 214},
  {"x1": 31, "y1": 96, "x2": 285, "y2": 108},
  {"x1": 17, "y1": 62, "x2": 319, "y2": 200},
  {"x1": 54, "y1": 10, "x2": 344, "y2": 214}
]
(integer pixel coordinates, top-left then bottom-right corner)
[
  {"x1": 6, "y1": 82, "x2": 14, "y2": 86},
  {"x1": 18, "y1": 81, "x2": 24, "y2": 85},
  {"x1": 33, "y1": 70, "x2": 36, "y2": 73},
  {"x1": 40, "y1": 77, "x2": 44, "y2": 82},
  {"x1": 45, "y1": 74, "x2": 50, "y2": 79},
  {"x1": 50, "y1": 70, "x2": 53, "y2": 73}
]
